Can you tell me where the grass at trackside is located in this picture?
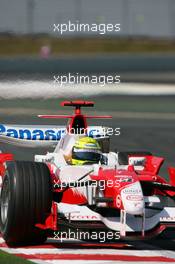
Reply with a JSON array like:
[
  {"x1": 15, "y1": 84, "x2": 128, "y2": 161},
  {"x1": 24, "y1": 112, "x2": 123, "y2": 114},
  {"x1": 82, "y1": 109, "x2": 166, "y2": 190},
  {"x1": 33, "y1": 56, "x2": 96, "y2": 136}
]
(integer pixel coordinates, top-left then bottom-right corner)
[
  {"x1": 1, "y1": 36, "x2": 175, "y2": 56},
  {"x1": 0, "y1": 249, "x2": 34, "y2": 264},
  {"x1": 0, "y1": 96, "x2": 174, "y2": 113}
]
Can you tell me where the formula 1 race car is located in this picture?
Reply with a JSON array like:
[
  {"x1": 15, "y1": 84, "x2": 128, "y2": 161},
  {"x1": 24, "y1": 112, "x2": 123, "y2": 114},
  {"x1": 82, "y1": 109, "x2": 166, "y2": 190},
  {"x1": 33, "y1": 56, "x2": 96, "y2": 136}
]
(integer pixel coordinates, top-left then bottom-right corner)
[{"x1": 1, "y1": 100, "x2": 175, "y2": 246}]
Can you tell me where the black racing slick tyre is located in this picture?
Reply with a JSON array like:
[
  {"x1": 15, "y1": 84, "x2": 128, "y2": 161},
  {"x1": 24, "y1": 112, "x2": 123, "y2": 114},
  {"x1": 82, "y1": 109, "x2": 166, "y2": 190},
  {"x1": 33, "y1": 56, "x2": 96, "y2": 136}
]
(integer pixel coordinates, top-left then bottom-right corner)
[{"x1": 0, "y1": 161, "x2": 52, "y2": 246}]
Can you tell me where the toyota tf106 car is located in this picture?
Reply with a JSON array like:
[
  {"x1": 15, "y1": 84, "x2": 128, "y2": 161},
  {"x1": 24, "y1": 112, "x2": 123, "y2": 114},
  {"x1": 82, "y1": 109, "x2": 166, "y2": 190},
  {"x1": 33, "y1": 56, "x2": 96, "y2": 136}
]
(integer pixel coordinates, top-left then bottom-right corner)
[{"x1": 0, "y1": 100, "x2": 175, "y2": 246}]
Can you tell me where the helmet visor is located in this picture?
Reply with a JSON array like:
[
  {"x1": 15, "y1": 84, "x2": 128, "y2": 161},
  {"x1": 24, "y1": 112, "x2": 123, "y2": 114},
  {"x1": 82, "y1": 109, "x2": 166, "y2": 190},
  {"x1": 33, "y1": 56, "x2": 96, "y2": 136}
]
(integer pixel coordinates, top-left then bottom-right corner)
[{"x1": 72, "y1": 147, "x2": 101, "y2": 163}]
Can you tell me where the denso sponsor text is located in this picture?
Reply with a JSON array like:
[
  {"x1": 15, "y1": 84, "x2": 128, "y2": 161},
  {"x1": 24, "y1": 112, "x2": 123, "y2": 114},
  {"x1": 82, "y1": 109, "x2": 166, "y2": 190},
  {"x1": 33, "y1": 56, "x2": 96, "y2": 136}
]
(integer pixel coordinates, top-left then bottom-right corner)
[
  {"x1": 126, "y1": 195, "x2": 143, "y2": 201},
  {"x1": 123, "y1": 188, "x2": 141, "y2": 194}
]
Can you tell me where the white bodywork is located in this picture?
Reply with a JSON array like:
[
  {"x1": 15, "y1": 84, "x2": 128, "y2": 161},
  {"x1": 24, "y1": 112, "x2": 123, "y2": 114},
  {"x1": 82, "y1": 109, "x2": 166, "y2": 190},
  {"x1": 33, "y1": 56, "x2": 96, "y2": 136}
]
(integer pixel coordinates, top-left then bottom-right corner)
[
  {"x1": 58, "y1": 203, "x2": 175, "y2": 232},
  {"x1": 34, "y1": 133, "x2": 175, "y2": 236}
]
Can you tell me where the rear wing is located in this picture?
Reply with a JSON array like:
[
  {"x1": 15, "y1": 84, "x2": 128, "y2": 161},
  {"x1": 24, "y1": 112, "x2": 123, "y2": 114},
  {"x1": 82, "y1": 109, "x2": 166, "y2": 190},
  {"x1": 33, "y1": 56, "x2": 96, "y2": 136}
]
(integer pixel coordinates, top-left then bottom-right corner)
[
  {"x1": 38, "y1": 100, "x2": 112, "y2": 134},
  {"x1": 0, "y1": 100, "x2": 112, "y2": 148}
]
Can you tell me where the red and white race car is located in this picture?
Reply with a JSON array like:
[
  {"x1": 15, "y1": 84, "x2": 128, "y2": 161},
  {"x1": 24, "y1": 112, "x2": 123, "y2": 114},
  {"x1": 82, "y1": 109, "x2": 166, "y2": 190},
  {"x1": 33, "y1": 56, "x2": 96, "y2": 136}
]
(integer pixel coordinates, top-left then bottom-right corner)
[{"x1": 0, "y1": 100, "x2": 175, "y2": 246}]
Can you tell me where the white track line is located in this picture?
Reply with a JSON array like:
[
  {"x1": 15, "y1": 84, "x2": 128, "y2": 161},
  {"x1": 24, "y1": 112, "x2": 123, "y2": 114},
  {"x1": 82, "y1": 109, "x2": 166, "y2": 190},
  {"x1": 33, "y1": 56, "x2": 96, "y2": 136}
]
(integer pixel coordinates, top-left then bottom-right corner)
[
  {"x1": 139, "y1": 240, "x2": 175, "y2": 260},
  {"x1": 30, "y1": 260, "x2": 47, "y2": 264},
  {"x1": 1, "y1": 236, "x2": 175, "y2": 263},
  {"x1": 0, "y1": 247, "x2": 173, "y2": 257},
  {"x1": 0, "y1": 82, "x2": 175, "y2": 99}
]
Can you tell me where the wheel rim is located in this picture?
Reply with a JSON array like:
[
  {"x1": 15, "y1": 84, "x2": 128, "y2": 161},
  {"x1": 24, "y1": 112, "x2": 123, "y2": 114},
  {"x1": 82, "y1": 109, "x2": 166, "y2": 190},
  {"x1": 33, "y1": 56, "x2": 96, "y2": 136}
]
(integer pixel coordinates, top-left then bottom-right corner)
[{"x1": 1, "y1": 178, "x2": 10, "y2": 225}]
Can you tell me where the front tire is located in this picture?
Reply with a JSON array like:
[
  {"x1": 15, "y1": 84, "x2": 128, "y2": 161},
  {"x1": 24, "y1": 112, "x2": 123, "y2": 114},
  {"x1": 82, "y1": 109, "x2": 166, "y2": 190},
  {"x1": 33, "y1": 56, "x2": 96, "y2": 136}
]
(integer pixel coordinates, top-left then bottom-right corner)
[{"x1": 0, "y1": 161, "x2": 52, "y2": 246}]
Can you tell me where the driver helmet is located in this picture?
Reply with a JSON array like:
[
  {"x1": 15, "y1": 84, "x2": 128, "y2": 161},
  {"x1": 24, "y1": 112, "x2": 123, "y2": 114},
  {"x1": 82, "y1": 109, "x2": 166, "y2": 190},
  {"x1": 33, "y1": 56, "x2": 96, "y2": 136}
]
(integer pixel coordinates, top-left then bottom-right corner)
[{"x1": 71, "y1": 137, "x2": 102, "y2": 165}]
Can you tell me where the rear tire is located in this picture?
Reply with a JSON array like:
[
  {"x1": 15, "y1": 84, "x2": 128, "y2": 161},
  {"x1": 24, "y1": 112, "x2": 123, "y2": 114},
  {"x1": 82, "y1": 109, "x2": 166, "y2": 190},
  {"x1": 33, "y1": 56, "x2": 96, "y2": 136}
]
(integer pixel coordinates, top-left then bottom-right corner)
[{"x1": 0, "y1": 161, "x2": 52, "y2": 246}]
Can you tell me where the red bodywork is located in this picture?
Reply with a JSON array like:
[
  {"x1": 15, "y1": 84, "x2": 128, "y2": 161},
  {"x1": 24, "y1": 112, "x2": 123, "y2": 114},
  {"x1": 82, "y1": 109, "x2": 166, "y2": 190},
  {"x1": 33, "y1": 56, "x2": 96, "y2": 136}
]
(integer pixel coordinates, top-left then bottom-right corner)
[{"x1": 41, "y1": 155, "x2": 175, "y2": 235}]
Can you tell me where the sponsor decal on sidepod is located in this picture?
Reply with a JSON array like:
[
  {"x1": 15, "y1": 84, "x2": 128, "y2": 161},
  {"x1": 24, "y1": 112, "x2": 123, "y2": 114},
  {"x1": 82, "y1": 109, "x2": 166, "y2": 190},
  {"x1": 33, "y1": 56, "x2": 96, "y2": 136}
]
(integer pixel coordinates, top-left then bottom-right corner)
[
  {"x1": 126, "y1": 195, "x2": 143, "y2": 201},
  {"x1": 0, "y1": 124, "x2": 103, "y2": 141}
]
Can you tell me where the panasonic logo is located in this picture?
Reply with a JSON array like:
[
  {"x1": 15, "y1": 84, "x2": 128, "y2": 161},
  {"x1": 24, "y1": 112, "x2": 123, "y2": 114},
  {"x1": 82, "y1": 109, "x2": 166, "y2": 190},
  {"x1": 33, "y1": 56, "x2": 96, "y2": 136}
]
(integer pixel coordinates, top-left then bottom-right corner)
[
  {"x1": 0, "y1": 124, "x2": 103, "y2": 141},
  {"x1": 0, "y1": 124, "x2": 66, "y2": 141}
]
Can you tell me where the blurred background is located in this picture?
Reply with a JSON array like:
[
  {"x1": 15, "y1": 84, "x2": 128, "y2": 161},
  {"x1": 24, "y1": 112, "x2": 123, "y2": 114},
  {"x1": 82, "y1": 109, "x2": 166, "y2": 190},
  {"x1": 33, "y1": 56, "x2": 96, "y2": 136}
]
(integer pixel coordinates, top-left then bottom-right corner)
[
  {"x1": 1, "y1": 0, "x2": 175, "y2": 82},
  {"x1": 0, "y1": 0, "x2": 175, "y2": 177}
]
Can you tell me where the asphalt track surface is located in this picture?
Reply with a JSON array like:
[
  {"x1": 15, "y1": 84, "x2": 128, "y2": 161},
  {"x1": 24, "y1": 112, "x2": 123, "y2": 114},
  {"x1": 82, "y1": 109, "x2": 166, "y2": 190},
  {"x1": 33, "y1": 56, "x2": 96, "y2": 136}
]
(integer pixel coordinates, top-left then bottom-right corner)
[{"x1": 1, "y1": 98, "x2": 175, "y2": 263}]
